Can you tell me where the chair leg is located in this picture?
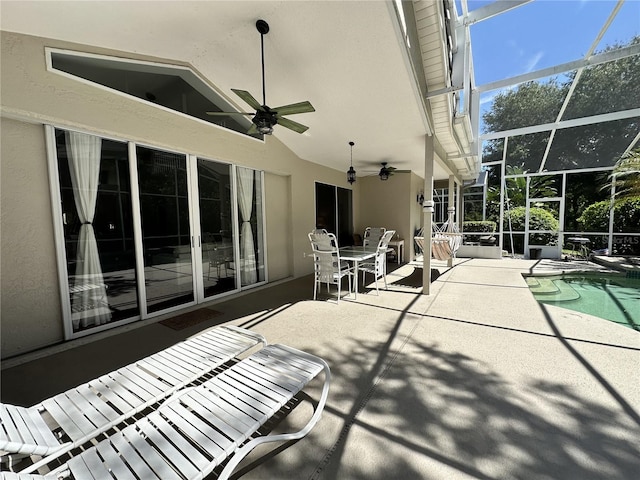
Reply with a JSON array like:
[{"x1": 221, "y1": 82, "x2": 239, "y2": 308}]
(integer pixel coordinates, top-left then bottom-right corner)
[{"x1": 313, "y1": 276, "x2": 317, "y2": 300}]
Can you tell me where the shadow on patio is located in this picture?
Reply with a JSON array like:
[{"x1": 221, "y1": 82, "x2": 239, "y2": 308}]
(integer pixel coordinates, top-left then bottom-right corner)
[{"x1": 2, "y1": 259, "x2": 639, "y2": 479}]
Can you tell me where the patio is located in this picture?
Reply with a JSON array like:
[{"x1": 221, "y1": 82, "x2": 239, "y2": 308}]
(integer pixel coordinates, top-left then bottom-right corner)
[{"x1": 2, "y1": 258, "x2": 639, "y2": 479}]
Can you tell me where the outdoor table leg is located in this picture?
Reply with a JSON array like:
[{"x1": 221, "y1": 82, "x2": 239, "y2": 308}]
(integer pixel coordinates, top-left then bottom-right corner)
[{"x1": 352, "y1": 260, "x2": 358, "y2": 299}]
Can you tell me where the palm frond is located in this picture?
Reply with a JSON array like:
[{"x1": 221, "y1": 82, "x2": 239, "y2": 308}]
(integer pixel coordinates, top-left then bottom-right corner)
[{"x1": 604, "y1": 149, "x2": 640, "y2": 202}]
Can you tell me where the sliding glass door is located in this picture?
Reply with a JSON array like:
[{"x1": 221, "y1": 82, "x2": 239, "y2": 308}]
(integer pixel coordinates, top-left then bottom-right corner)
[
  {"x1": 52, "y1": 127, "x2": 266, "y2": 338},
  {"x1": 315, "y1": 182, "x2": 353, "y2": 246},
  {"x1": 136, "y1": 146, "x2": 195, "y2": 313},
  {"x1": 55, "y1": 129, "x2": 139, "y2": 333},
  {"x1": 197, "y1": 158, "x2": 237, "y2": 298}
]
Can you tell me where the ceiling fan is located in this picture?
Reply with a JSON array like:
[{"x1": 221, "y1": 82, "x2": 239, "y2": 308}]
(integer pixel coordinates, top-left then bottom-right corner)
[
  {"x1": 207, "y1": 19, "x2": 315, "y2": 135},
  {"x1": 378, "y1": 162, "x2": 397, "y2": 181},
  {"x1": 360, "y1": 162, "x2": 404, "y2": 180}
]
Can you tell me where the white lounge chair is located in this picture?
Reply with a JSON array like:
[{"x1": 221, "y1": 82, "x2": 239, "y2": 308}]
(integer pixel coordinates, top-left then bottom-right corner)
[
  {"x1": 1, "y1": 326, "x2": 265, "y2": 473},
  {"x1": 5, "y1": 343, "x2": 331, "y2": 480}
]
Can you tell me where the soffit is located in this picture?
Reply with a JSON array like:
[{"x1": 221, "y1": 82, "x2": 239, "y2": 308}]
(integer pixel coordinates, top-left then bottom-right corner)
[{"x1": 413, "y1": 0, "x2": 478, "y2": 180}]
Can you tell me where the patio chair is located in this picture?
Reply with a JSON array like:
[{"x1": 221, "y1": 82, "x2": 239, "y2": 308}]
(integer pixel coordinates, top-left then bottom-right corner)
[
  {"x1": 11, "y1": 344, "x2": 331, "y2": 480},
  {"x1": 308, "y1": 231, "x2": 354, "y2": 304},
  {"x1": 1, "y1": 326, "x2": 266, "y2": 473},
  {"x1": 358, "y1": 230, "x2": 395, "y2": 294},
  {"x1": 363, "y1": 226, "x2": 386, "y2": 247}
]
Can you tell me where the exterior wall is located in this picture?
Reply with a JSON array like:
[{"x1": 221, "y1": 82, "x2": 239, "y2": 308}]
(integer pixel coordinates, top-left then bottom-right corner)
[
  {"x1": 264, "y1": 172, "x2": 292, "y2": 281},
  {"x1": 1, "y1": 118, "x2": 65, "y2": 355},
  {"x1": 0, "y1": 31, "x2": 353, "y2": 358},
  {"x1": 357, "y1": 172, "x2": 417, "y2": 255}
]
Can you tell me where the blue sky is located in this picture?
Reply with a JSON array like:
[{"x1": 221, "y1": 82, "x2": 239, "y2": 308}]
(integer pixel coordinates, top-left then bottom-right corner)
[
  {"x1": 457, "y1": 0, "x2": 640, "y2": 134},
  {"x1": 460, "y1": 0, "x2": 640, "y2": 87}
]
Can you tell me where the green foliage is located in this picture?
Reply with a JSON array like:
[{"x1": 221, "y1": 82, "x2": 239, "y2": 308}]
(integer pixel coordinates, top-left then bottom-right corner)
[
  {"x1": 502, "y1": 165, "x2": 559, "y2": 208},
  {"x1": 576, "y1": 201, "x2": 610, "y2": 232},
  {"x1": 578, "y1": 196, "x2": 640, "y2": 232},
  {"x1": 463, "y1": 220, "x2": 497, "y2": 243},
  {"x1": 462, "y1": 221, "x2": 496, "y2": 233},
  {"x1": 505, "y1": 206, "x2": 559, "y2": 245},
  {"x1": 483, "y1": 80, "x2": 567, "y2": 134},
  {"x1": 482, "y1": 36, "x2": 640, "y2": 171},
  {"x1": 607, "y1": 149, "x2": 640, "y2": 202}
]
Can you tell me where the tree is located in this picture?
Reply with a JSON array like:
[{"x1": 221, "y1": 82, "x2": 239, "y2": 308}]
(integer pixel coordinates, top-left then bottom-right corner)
[
  {"x1": 482, "y1": 81, "x2": 566, "y2": 171},
  {"x1": 578, "y1": 197, "x2": 640, "y2": 233},
  {"x1": 482, "y1": 36, "x2": 640, "y2": 172}
]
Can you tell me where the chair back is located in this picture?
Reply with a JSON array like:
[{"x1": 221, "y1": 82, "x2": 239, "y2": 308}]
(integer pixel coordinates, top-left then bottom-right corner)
[
  {"x1": 363, "y1": 227, "x2": 386, "y2": 247},
  {"x1": 309, "y1": 230, "x2": 335, "y2": 251},
  {"x1": 309, "y1": 231, "x2": 341, "y2": 283},
  {"x1": 377, "y1": 230, "x2": 395, "y2": 262}
]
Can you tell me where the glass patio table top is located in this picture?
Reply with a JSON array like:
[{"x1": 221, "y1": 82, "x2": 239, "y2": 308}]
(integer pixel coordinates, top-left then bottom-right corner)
[{"x1": 339, "y1": 246, "x2": 378, "y2": 299}]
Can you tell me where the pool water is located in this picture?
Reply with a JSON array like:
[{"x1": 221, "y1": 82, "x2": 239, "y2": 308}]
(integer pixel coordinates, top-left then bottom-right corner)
[{"x1": 526, "y1": 273, "x2": 640, "y2": 331}]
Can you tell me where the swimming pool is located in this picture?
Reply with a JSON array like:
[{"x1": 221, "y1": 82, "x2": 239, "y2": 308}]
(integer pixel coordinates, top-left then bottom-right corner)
[{"x1": 526, "y1": 273, "x2": 640, "y2": 331}]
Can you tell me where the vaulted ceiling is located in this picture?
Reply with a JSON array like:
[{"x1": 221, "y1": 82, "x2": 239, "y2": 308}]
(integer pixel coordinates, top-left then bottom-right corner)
[{"x1": 1, "y1": 0, "x2": 479, "y2": 182}]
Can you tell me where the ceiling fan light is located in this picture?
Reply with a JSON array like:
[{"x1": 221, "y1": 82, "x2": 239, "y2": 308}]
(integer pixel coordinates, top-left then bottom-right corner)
[
  {"x1": 253, "y1": 113, "x2": 274, "y2": 135},
  {"x1": 379, "y1": 169, "x2": 389, "y2": 181},
  {"x1": 347, "y1": 166, "x2": 356, "y2": 184}
]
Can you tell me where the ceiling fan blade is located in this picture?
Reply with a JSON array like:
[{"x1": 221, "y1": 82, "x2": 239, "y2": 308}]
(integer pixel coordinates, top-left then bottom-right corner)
[
  {"x1": 276, "y1": 116, "x2": 309, "y2": 134},
  {"x1": 206, "y1": 111, "x2": 253, "y2": 116},
  {"x1": 387, "y1": 166, "x2": 397, "y2": 171},
  {"x1": 247, "y1": 123, "x2": 259, "y2": 135},
  {"x1": 273, "y1": 101, "x2": 315, "y2": 116},
  {"x1": 231, "y1": 89, "x2": 264, "y2": 111}
]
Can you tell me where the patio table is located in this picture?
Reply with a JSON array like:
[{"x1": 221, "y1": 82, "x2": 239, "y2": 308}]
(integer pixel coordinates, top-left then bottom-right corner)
[{"x1": 339, "y1": 246, "x2": 378, "y2": 299}]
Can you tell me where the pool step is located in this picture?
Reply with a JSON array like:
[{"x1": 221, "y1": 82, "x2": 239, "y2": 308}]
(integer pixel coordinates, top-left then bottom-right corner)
[{"x1": 527, "y1": 277, "x2": 580, "y2": 302}]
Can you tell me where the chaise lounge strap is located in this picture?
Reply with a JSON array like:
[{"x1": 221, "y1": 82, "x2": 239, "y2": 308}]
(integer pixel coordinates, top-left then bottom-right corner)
[
  {"x1": 12, "y1": 326, "x2": 265, "y2": 474},
  {"x1": 58, "y1": 344, "x2": 330, "y2": 480},
  {"x1": 0, "y1": 405, "x2": 63, "y2": 457}
]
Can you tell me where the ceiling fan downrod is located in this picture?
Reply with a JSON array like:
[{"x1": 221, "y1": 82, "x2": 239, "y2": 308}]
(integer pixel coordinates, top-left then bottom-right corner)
[{"x1": 256, "y1": 19, "x2": 269, "y2": 107}]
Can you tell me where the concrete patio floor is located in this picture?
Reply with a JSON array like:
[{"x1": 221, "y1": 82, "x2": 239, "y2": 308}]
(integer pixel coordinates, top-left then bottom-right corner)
[{"x1": 1, "y1": 258, "x2": 639, "y2": 479}]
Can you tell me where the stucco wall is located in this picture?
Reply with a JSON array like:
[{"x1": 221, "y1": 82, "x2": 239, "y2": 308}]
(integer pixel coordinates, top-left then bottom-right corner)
[
  {"x1": 1, "y1": 31, "x2": 354, "y2": 358},
  {"x1": 357, "y1": 172, "x2": 415, "y2": 253},
  {"x1": 1, "y1": 118, "x2": 65, "y2": 355},
  {"x1": 264, "y1": 172, "x2": 292, "y2": 281}
]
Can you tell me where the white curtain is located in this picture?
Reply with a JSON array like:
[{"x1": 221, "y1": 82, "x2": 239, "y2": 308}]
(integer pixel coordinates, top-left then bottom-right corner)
[
  {"x1": 237, "y1": 167, "x2": 257, "y2": 285},
  {"x1": 66, "y1": 131, "x2": 111, "y2": 328}
]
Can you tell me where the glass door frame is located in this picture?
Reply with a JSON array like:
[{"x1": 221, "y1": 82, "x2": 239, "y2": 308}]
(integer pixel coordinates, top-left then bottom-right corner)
[{"x1": 48, "y1": 124, "x2": 271, "y2": 340}]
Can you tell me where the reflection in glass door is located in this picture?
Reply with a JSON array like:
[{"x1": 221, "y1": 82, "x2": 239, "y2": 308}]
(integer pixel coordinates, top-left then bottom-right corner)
[
  {"x1": 197, "y1": 159, "x2": 237, "y2": 298},
  {"x1": 136, "y1": 146, "x2": 194, "y2": 313},
  {"x1": 55, "y1": 129, "x2": 140, "y2": 334}
]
